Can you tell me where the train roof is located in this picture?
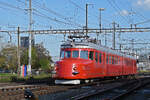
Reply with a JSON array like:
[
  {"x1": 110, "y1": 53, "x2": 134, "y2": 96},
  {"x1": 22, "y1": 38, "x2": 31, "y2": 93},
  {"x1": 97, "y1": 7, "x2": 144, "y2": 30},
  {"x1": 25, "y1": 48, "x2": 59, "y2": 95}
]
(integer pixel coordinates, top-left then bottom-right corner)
[{"x1": 61, "y1": 40, "x2": 136, "y2": 60}]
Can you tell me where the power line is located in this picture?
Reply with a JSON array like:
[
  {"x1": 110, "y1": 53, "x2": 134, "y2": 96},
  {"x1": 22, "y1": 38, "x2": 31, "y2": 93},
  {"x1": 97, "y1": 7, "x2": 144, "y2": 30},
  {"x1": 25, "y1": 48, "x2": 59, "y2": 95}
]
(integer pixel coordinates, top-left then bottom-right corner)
[
  {"x1": 1, "y1": 0, "x2": 83, "y2": 28},
  {"x1": 68, "y1": 0, "x2": 111, "y2": 24},
  {"x1": 107, "y1": 0, "x2": 129, "y2": 24},
  {"x1": 135, "y1": 19, "x2": 150, "y2": 25},
  {"x1": 68, "y1": 0, "x2": 85, "y2": 11},
  {"x1": 113, "y1": 0, "x2": 149, "y2": 26},
  {"x1": 34, "y1": 9, "x2": 82, "y2": 27},
  {"x1": 0, "y1": 1, "x2": 25, "y2": 12},
  {"x1": 32, "y1": 0, "x2": 83, "y2": 28},
  {"x1": 124, "y1": 0, "x2": 148, "y2": 21}
]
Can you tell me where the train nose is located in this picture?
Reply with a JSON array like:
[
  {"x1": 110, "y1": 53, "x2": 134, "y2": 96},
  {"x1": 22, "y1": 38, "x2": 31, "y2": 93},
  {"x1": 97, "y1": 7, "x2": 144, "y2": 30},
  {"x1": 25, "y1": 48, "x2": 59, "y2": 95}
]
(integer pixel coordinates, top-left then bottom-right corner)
[{"x1": 56, "y1": 61, "x2": 80, "y2": 79}]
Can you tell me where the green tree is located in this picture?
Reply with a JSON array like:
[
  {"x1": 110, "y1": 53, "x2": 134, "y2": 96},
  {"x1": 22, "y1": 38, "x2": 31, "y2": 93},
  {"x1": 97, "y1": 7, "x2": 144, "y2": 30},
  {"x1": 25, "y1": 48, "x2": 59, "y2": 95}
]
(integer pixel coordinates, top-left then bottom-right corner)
[
  {"x1": 0, "y1": 43, "x2": 53, "y2": 72},
  {"x1": 20, "y1": 43, "x2": 53, "y2": 71},
  {"x1": 0, "y1": 45, "x2": 18, "y2": 71}
]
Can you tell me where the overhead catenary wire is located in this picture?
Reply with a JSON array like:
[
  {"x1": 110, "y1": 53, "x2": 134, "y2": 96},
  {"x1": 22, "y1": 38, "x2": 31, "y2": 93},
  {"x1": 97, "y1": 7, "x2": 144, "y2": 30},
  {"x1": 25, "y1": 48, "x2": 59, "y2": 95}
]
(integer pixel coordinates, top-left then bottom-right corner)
[
  {"x1": 135, "y1": 19, "x2": 150, "y2": 25},
  {"x1": 115, "y1": 0, "x2": 149, "y2": 25},
  {"x1": 125, "y1": 0, "x2": 148, "y2": 21},
  {"x1": 17, "y1": 0, "x2": 83, "y2": 28},
  {"x1": 33, "y1": 9, "x2": 83, "y2": 28},
  {"x1": 32, "y1": 0, "x2": 83, "y2": 28},
  {"x1": 68, "y1": 0, "x2": 111, "y2": 24},
  {"x1": 107, "y1": 0, "x2": 130, "y2": 24},
  {"x1": 0, "y1": 0, "x2": 82, "y2": 28},
  {"x1": 0, "y1": 1, "x2": 25, "y2": 12}
]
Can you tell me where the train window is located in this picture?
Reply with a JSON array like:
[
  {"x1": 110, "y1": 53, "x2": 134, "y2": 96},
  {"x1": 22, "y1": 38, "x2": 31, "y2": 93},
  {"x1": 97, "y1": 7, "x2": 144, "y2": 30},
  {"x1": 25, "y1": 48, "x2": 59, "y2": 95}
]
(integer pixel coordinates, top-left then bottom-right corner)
[
  {"x1": 109, "y1": 56, "x2": 111, "y2": 64},
  {"x1": 80, "y1": 50, "x2": 88, "y2": 59},
  {"x1": 99, "y1": 53, "x2": 102, "y2": 63},
  {"x1": 95, "y1": 52, "x2": 98, "y2": 62},
  {"x1": 65, "y1": 51, "x2": 71, "y2": 58},
  {"x1": 103, "y1": 53, "x2": 105, "y2": 64},
  {"x1": 116, "y1": 57, "x2": 118, "y2": 64},
  {"x1": 112, "y1": 56, "x2": 114, "y2": 64},
  {"x1": 118, "y1": 57, "x2": 121, "y2": 64},
  {"x1": 72, "y1": 50, "x2": 79, "y2": 58},
  {"x1": 60, "y1": 50, "x2": 65, "y2": 59},
  {"x1": 89, "y1": 51, "x2": 94, "y2": 60},
  {"x1": 106, "y1": 55, "x2": 109, "y2": 64},
  {"x1": 113, "y1": 56, "x2": 117, "y2": 64}
]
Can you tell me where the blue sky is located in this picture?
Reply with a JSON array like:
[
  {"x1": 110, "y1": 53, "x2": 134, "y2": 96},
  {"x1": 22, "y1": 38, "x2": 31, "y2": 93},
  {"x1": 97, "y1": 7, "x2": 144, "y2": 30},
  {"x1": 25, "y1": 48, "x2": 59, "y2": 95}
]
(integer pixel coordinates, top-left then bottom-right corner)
[{"x1": 0, "y1": 0, "x2": 150, "y2": 61}]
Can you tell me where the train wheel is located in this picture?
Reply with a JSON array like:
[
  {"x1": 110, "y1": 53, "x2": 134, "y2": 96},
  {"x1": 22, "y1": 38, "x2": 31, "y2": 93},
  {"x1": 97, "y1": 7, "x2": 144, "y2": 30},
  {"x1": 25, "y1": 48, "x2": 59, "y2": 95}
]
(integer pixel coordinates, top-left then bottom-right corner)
[
  {"x1": 85, "y1": 80, "x2": 90, "y2": 83},
  {"x1": 90, "y1": 79, "x2": 94, "y2": 83}
]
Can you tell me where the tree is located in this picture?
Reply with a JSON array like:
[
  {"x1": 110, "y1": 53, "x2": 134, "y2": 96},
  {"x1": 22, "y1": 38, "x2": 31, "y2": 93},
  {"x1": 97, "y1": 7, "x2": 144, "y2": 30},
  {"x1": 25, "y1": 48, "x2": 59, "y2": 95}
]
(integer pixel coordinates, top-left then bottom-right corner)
[
  {"x1": 20, "y1": 43, "x2": 53, "y2": 71},
  {"x1": 0, "y1": 43, "x2": 53, "y2": 72},
  {"x1": 0, "y1": 45, "x2": 18, "y2": 71}
]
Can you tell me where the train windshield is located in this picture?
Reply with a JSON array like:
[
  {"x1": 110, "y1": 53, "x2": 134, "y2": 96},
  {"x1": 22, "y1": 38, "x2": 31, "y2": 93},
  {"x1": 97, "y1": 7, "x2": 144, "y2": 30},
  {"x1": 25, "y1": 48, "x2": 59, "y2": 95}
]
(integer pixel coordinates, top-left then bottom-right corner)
[
  {"x1": 72, "y1": 50, "x2": 79, "y2": 58},
  {"x1": 60, "y1": 50, "x2": 65, "y2": 59},
  {"x1": 80, "y1": 50, "x2": 88, "y2": 59},
  {"x1": 65, "y1": 51, "x2": 71, "y2": 58}
]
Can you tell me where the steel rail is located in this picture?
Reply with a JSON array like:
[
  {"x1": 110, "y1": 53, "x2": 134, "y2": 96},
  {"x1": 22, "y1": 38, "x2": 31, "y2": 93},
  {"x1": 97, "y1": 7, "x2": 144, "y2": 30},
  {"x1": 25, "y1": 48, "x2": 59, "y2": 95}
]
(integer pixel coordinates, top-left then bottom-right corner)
[
  {"x1": 111, "y1": 77, "x2": 150, "y2": 100},
  {"x1": 69, "y1": 79, "x2": 138, "y2": 100}
]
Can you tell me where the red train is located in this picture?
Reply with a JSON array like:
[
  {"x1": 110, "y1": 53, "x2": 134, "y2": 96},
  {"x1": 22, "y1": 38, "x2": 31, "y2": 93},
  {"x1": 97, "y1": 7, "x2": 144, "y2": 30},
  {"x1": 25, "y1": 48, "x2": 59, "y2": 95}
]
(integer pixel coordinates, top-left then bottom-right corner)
[{"x1": 53, "y1": 35, "x2": 137, "y2": 84}]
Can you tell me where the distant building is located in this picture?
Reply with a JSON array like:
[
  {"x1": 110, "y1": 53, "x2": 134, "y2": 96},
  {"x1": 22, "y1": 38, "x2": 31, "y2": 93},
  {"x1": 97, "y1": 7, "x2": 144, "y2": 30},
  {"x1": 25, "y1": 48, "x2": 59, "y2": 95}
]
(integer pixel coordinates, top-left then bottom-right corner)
[
  {"x1": 21, "y1": 37, "x2": 34, "y2": 48},
  {"x1": 137, "y1": 53, "x2": 150, "y2": 71},
  {"x1": 21, "y1": 37, "x2": 29, "y2": 48}
]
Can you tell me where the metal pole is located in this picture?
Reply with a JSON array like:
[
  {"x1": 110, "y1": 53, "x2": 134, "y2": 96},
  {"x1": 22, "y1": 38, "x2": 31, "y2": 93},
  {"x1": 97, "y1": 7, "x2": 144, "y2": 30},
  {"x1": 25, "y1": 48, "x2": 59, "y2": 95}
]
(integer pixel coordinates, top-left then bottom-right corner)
[
  {"x1": 28, "y1": 0, "x2": 32, "y2": 75},
  {"x1": 98, "y1": 9, "x2": 101, "y2": 41},
  {"x1": 98, "y1": 8, "x2": 105, "y2": 42},
  {"x1": 131, "y1": 39, "x2": 134, "y2": 55},
  {"x1": 86, "y1": 4, "x2": 88, "y2": 36},
  {"x1": 17, "y1": 27, "x2": 20, "y2": 75},
  {"x1": 112, "y1": 22, "x2": 116, "y2": 50},
  {"x1": 105, "y1": 31, "x2": 107, "y2": 46}
]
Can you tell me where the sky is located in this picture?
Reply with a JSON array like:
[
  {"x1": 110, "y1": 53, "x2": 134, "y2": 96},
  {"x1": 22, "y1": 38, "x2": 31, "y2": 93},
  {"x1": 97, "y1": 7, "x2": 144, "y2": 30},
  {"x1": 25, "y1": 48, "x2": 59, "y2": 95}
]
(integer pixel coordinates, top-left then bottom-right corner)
[{"x1": 0, "y1": 0, "x2": 150, "y2": 61}]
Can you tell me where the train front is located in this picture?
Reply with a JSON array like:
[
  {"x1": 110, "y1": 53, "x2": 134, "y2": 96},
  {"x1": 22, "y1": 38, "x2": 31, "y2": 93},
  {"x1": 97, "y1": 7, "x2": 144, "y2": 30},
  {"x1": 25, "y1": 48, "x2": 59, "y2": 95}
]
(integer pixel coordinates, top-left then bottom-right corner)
[{"x1": 53, "y1": 42, "x2": 90, "y2": 84}]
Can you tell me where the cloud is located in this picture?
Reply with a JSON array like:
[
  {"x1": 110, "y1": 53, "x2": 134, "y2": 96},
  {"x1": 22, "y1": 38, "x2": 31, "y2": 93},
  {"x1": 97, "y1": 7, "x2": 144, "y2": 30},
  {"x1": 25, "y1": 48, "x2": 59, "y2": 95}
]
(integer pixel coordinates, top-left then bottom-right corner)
[
  {"x1": 137, "y1": 0, "x2": 143, "y2": 5},
  {"x1": 120, "y1": 10, "x2": 129, "y2": 16},
  {"x1": 136, "y1": 0, "x2": 150, "y2": 8}
]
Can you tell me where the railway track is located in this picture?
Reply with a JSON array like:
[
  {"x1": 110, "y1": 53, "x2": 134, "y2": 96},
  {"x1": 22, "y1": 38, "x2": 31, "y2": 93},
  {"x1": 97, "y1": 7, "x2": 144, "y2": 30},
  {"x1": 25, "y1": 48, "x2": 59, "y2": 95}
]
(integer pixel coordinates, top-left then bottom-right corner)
[
  {"x1": 0, "y1": 76, "x2": 148, "y2": 100},
  {"x1": 0, "y1": 84, "x2": 73, "y2": 100},
  {"x1": 0, "y1": 78, "x2": 126, "y2": 100},
  {"x1": 38, "y1": 78, "x2": 132, "y2": 100},
  {"x1": 69, "y1": 77, "x2": 150, "y2": 100}
]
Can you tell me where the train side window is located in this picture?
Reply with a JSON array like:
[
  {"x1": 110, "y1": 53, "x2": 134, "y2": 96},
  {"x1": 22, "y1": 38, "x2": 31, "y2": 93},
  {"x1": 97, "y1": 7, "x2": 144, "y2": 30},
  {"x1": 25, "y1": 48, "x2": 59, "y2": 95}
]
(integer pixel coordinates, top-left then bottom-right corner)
[
  {"x1": 109, "y1": 56, "x2": 111, "y2": 64},
  {"x1": 99, "y1": 53, "x2": 102, "y2": 63},
  {"x1": 89, "y1": 51, "x2": 94, "y2": 60},
  {"x1": 116, "y1": 57, "x2": 118, "y2": 64},
  {"x1": 114, "y1": 56, "x2": 117, "y2": 64},
  {"x1": 72, "y1": 50, "x2": 79, "y2": 58},
  {"x1": 114, "y1": 56, "x2": 116, "y2": 64},
  {"x1": 65, "y1": 51, "x2": 71, "y2": 58},
  {"x1": 60, "y1": 50, "x2": 65, "y2": 59},
  {"x1": 112, "y1": 56, "x2": 114, "y2": 64},
  {"x1": 118, "y1": 57, "x2": 120, "y2": 64},
  {"x1": 103, "y1": 53, "x2": 105, "y2": 64},
  {"x1": 80, "y1": 50, "x2": 88, "y2": 59},
  {"x1": 106, "y1": 55, "x2": 109, "y2": 64},
  {"x1": 95, "y1": 52, "x2": 98, "y2": 62}
]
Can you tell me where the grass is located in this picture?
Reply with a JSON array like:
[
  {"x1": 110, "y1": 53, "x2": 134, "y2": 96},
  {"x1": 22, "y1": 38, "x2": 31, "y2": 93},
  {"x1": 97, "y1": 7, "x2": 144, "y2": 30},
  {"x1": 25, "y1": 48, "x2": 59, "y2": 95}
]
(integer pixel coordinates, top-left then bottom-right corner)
[
  {"x1": 138, "y1": 70, "x2": 150, "y2": 73},
  {"x1": 0, "y1": 73, "x2": 51, "y2": 83}
]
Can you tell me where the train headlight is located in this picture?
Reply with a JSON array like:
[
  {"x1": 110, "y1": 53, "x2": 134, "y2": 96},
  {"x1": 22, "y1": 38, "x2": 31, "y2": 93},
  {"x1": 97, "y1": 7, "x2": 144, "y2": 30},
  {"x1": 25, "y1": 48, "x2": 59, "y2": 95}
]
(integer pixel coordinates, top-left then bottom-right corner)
[
  {"x1": 72, "y1": 64, "x2": 77, "y2": 71},
  {"x1": 72, "y1": 64, "x2": 79, "y2": 75}
]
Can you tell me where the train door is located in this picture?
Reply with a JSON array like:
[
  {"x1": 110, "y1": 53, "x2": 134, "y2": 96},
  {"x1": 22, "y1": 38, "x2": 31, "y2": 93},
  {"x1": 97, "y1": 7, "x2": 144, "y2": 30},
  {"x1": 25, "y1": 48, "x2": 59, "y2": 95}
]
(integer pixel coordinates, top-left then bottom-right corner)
[
  {"x1": 94, "y1": 51, "x2": 99, "y2": 77},
  {"x1": 106, "y1": 54, "x2": 112, "y2": 76},
  {"x1": 98, "y1": 51, "x2": 105, "y2": 77},
  {"x1": 122, "y1": 56, "x2": 125, "y2": 75},
  {"x1": 102, "y1": 52, "x2": 107, "y2": 77}
]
